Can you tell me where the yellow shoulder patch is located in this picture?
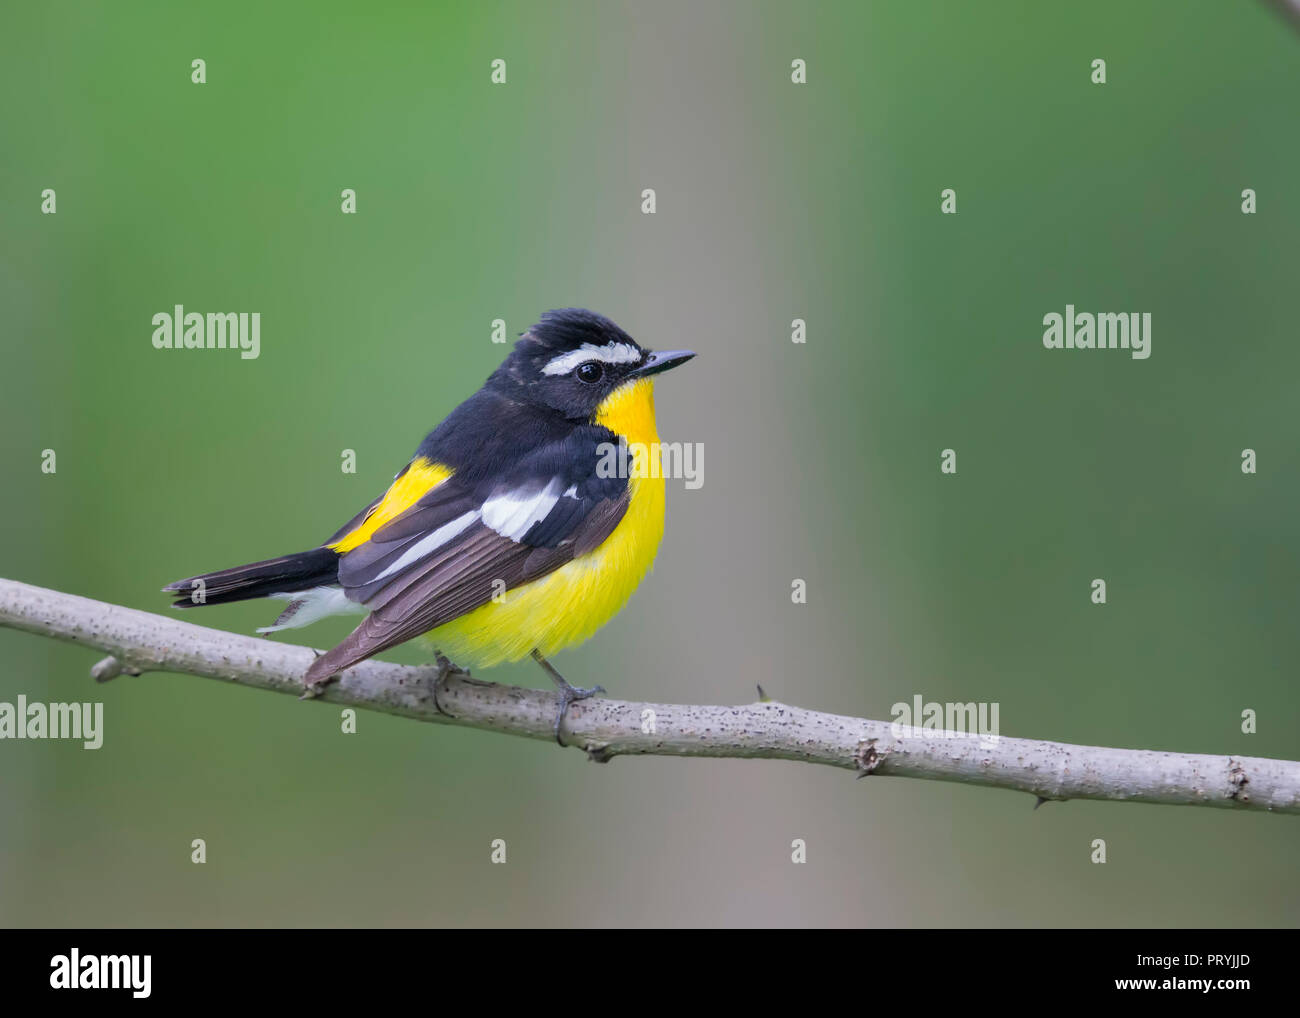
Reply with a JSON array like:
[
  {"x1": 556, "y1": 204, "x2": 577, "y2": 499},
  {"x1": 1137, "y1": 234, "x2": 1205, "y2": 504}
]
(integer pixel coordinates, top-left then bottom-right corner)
[{"x1": 329, "y1": 457, "x2": 453, "y2": 552}]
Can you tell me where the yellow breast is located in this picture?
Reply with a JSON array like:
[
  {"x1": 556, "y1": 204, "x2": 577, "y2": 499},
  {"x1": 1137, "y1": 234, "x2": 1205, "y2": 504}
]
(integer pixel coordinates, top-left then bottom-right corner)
[{"x1": 428, "y1": 378, "x2": 666, "y2": 667}]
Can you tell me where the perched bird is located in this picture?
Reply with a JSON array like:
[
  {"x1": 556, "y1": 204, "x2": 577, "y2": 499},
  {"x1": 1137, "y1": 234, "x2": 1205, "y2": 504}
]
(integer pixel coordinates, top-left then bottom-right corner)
[{"x1": 163, "y1": 309, "x2": 694, "y2": 739}]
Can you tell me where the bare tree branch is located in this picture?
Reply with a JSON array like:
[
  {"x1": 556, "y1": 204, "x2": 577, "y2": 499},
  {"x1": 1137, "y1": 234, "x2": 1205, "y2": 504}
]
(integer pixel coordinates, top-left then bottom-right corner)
[{"x1": 0, "y1": 578, "x2": 1296, "y2": 814}]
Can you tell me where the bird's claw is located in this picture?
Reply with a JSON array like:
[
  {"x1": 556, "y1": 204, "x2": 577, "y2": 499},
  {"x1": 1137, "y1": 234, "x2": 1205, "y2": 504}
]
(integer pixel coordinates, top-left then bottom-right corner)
[
  {"x1": 551, "y1": 681, "x2": 604, "y2": 745},
  {"x1": 429, "y1": 653, "x2": 459, "y2": 717}
]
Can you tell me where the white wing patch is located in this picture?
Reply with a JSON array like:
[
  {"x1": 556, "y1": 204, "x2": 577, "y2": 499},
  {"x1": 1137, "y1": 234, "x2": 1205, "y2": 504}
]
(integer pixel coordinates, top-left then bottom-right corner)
[
  {"x1": 482, "y1": 478, "x2": 564, "y2": 541},
  {"x1": 541, "y1": 342, "x2": 642, "y2": 376},
  {"x1": 371, "y1": 509, "x2": 481, "y2": 582}
]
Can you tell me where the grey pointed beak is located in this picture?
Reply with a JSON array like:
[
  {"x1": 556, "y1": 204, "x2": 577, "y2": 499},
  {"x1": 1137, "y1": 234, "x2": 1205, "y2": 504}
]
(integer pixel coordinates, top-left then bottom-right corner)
[{"x1": 631, "y1": 349, "x2": 696, "y2": 378}]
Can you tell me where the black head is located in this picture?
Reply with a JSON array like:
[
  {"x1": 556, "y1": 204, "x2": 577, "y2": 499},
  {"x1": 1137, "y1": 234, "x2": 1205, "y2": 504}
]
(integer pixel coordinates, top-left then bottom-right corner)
[{"x1": 487, "y1": 308, "x2": 694, "y2": 419}]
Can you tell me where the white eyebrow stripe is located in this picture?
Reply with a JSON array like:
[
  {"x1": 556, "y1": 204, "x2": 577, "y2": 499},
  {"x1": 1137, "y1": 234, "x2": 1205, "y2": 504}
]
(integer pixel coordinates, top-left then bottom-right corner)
[{"x1": 540, "y1": 342, "x2": 642, "y2": 376}]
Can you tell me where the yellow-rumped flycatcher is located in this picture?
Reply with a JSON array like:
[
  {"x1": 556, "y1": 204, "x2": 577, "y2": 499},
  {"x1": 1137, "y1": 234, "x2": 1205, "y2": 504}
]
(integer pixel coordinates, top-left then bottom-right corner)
[{"x1": 164, "y1": 309, "x2": 694, "y2": 739}]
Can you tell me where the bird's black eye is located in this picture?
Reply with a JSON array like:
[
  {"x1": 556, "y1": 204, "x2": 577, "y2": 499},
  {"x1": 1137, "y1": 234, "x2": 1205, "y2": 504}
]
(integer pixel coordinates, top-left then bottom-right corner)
[{"x1": 575, "y1": 361, "x2": 604, "y2": 384}]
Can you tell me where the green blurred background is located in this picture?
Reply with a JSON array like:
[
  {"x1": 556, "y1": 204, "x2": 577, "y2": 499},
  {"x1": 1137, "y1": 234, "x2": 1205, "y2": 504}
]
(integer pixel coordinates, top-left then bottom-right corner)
[{"x1": 2, "y1": 0, "x2": 1297, "y2": 927}]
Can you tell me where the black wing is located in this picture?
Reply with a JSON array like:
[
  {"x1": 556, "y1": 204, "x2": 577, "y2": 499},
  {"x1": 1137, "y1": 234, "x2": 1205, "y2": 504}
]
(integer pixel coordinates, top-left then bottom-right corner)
[{"x1": 304, "y1": 429, "x2": 630, "y2": 683}]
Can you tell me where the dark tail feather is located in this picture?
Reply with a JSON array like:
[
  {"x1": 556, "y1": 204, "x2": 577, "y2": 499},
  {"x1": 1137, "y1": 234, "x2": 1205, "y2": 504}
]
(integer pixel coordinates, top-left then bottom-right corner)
[{"x1": 163, "y1": 547, "x2": 339, "y2": 608}]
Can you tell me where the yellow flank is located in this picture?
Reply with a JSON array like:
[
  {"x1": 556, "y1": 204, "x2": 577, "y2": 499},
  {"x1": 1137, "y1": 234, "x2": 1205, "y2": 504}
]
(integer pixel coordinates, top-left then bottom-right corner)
[
  {"x1": 429, "y1": 378, "x2": 666, "y2": 667},
  {"x1": 330, "y1": 457, "x2": 453, "y2": 552}
]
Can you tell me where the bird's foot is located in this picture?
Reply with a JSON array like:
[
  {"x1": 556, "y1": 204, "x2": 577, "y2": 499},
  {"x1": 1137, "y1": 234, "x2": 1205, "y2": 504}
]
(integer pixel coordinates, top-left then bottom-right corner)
[
  {"x1": 531, "y1": 650, "x2": 604, "y2": 746},
  {"x1": 550, "y1": 678, "x2": 605, "y2": 745},
  {"x1": 430, "y1": 652, "x2": 460, "y2": 717}
]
